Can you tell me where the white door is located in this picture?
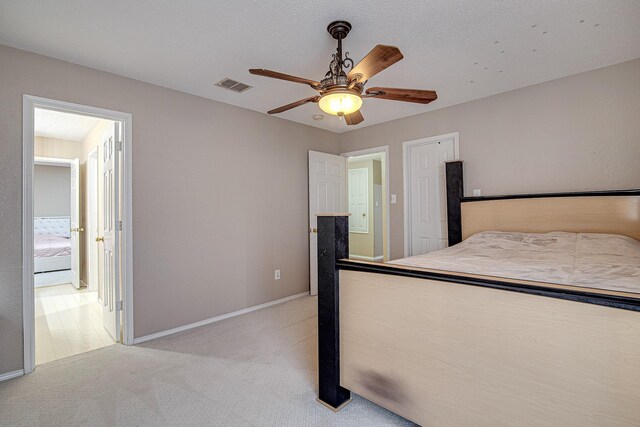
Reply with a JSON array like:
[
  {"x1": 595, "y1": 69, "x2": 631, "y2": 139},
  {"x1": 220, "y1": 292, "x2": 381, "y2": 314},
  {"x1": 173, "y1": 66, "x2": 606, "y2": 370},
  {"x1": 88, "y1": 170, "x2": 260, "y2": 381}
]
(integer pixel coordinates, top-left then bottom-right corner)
[
  {"x1": 87, "y1": 150, "x2": 99, "y2": 292},
  {"x1": 69, "y1": 158, "x2": 81, "y2": 289},
  {"x1": 406, "y1": 138, "x2": 455, "y2": 256},
  {"x1": 308, "y1": 151, "x2": 347, "y2": 295},
  {"x1": 348, "y1": 168, "x2": 368, "y2": 233},
  {"x1": 102, "y1": 123, "x2": 121, "y2": 342}
]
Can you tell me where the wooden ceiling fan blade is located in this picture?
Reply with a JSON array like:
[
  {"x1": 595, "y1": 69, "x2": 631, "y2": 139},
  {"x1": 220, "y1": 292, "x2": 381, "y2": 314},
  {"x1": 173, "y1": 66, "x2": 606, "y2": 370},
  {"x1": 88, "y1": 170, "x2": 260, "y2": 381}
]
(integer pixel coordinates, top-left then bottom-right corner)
[
  {"x1": 267, "y1": 96, "x2": 320, "y2": 114},
  {"x1": 249, "y1": 69, "x2": 320, "y2": 88},
  {"x1": 344, "y1": 110, "x2": 364, "y2": 126},
  {"x1": 365, "y1": 87, "x2": 438, "y2": 104},
  {"x1": 347, "y1": 45, "x2": 404, "y2": 83}
]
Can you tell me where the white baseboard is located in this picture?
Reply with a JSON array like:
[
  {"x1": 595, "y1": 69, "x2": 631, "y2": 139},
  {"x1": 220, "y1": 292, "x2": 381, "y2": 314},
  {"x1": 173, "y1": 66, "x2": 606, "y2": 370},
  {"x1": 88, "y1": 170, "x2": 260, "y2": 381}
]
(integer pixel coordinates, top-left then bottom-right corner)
[
  {"x1": 349, "y1": 254, "x2": 384, "y2": 261},
  {"x1": 133, "y1": 291, "x2": 309, "y2": 345},
  {"x1": 0, "y1": 369, "x2": 24, "y2": 382}
]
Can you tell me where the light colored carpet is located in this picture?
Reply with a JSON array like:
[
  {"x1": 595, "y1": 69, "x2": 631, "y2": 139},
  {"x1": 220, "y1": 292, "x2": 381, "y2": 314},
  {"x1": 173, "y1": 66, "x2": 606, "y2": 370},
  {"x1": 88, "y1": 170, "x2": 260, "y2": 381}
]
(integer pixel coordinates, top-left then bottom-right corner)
[{"x1": 0, "y1": 296, "x2": 415, "y2": 426}]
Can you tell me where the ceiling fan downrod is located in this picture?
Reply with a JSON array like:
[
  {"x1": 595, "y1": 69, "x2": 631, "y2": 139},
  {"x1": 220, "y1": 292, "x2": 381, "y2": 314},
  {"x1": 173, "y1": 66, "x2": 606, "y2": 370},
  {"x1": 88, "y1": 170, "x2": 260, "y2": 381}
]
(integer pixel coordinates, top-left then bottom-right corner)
[{"x1": 326, "y1": 20, "x2": 354, "y2": 85}]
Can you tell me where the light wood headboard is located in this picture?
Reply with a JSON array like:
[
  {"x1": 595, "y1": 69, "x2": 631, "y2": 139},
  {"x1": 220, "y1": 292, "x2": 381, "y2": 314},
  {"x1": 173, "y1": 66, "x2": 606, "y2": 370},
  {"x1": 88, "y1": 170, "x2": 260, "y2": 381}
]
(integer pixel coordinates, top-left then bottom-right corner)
[
  {"x1": 445, "y1": 161, "x2": 640, "y2": 243},
  {"x1": 461, "y1": 193, "x2": 640, "y2": 241}
]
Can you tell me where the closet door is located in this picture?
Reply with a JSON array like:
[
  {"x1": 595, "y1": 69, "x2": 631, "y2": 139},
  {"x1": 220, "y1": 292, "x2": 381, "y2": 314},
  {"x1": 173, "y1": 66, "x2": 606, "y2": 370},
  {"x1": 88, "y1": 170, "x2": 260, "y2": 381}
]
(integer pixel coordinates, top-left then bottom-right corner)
[{"x1": 406, "y1": 138, "x2": 455, "y2": 256}]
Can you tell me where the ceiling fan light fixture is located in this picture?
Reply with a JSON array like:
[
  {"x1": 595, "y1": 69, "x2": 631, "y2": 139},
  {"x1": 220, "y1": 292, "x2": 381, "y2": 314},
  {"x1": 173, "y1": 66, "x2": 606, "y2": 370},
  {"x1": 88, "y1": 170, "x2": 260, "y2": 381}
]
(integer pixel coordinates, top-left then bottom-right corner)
[{"x1": 318, "y1": 91, "x2": 362, "y2": 116}]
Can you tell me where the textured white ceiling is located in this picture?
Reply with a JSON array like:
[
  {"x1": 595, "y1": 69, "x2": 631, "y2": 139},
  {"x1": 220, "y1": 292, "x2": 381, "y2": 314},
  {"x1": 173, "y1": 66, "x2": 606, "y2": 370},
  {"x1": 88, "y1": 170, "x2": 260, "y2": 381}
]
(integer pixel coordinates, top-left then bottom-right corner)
[
  {"x1": 2, "y1": 1, "x2": 639, "y2": 133},
  {"x1": 34, "y1": 108, "x2": 100, "y2": 141}
]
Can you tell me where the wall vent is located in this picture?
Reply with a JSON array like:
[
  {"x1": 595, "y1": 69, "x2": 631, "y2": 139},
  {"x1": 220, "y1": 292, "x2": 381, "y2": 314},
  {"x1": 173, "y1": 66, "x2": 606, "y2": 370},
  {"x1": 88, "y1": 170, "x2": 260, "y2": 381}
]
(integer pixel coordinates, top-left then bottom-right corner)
[{"x1": 215, "y1": 78, "x2": 252, "y2": 93}]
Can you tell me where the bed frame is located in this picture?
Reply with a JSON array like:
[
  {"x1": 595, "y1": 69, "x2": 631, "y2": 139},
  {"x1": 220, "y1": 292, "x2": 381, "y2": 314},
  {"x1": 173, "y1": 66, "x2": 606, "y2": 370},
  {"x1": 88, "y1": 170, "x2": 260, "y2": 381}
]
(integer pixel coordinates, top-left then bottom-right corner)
[{"x1": 316, "y1": 161, "x2": 640, "y2": 426}]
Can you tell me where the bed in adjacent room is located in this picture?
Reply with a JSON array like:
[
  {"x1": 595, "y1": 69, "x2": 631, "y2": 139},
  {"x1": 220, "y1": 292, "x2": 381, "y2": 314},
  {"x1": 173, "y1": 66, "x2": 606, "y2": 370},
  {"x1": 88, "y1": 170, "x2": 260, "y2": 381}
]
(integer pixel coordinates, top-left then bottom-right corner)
[
  {"x1": 34, "y1": 217, "x2": 72, "y2": 287},
  {"x1": 315, "y1": 161, "x2": 640, "y2": 427}
]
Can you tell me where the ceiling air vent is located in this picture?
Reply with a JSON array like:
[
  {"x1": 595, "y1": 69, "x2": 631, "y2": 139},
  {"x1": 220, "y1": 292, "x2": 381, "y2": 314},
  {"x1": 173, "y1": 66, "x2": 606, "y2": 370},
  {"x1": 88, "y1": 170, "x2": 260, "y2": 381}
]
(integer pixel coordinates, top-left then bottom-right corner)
[{"x1": 215, "y1": 78, "x2": 252, "y2": 93}]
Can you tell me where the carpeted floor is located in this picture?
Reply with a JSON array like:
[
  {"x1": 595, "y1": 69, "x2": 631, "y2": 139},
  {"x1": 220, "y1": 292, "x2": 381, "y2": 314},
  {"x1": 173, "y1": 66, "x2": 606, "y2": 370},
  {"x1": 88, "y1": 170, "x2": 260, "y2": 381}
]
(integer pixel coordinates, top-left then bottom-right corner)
[{"x1": 0, "y1": 295, "x2": 415, "y2": 426}]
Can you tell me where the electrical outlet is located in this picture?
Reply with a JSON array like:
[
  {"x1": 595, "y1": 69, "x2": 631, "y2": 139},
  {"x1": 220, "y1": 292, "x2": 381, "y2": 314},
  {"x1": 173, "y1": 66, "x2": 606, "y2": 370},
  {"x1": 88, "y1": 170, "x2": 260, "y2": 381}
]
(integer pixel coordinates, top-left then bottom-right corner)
[
  {"x1": 473, "y1": 189, "x2": 482, "y2": 197},
  {"x1": 274, "y1": 269, "x2": 281, "y2": 280}
]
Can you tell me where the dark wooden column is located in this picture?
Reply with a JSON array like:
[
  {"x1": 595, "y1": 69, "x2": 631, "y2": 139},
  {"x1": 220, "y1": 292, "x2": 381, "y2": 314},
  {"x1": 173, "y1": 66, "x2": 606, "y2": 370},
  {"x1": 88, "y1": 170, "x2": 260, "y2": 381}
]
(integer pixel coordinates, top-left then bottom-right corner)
[
  {"x1": 446, "y1": 161, "x2": 464, "y2": 246},
  {"x1": 316, "y1": 214, "x2": 351, "y2": 410}
]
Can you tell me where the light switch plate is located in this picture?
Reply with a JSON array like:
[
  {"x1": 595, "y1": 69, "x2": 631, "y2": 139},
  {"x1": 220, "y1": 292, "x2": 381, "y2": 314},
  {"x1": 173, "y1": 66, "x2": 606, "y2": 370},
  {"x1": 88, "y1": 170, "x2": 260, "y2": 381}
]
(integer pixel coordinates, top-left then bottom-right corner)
[
  {"x1": 391, "y1": 194, "x2": 397, "y2": 204},
  {"x1": 275, "y1": 270, "x2": 280, "y2": 280}
]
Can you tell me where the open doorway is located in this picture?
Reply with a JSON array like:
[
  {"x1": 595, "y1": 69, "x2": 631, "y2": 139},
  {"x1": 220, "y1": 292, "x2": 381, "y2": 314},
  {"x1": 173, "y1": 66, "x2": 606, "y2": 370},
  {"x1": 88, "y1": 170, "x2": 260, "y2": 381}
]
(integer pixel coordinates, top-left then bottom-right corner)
[
  {"x1": 23, "y1": 96, "x2": 133, "y2": 373},
  {"x1": 342, "y1": 147, "x2": 390, "y2": 262}
]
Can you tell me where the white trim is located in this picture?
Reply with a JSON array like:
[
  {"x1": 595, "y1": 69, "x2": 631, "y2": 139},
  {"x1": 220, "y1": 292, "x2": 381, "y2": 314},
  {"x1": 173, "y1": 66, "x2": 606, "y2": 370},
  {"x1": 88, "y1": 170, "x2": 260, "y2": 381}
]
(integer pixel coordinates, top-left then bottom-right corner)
[
  {"x1": 34, "y1": 156, "x2": 73, "y2": 167},
  {"x1": 22, "y1": 97, "x2": 35, "y2": 375},
  {"x1": 133, "y1": 292, "x2": 309, "y2": 344},
  {"x1": 403, "y1": 132, "x2": 459, "y2": 258},
  {"x1": 341, "y1": 145, "x2": 391, "y2": 262},
  {"x1": 0, "y1": 369, "x2": 24, "y2": 382},
  {"x1": 22, "y1": 95, "x2": 135, "y2": 375},
  {"x1": 348, "y1": 255, "x2": 384, "y2": 262}
]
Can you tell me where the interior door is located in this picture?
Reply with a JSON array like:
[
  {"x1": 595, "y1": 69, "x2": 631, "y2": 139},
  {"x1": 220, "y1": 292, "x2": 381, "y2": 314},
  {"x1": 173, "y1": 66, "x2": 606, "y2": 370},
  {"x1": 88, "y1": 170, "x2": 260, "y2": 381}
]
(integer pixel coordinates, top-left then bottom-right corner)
[
  {"x1": 348, "y1": 168, "x2": 368, "y2": 233},
  {"x1": 407, "y1": 139, "x2": 455, "y2": 256},
  {"x1": 69, "y1": 158, "x2": 81, "y2": 289},
  {"x1": 88, "y1": 151, "x2": 99, "y2": 292},
  {"x1": 308, "y1": 151, "x2": 347, "y2": 295},
  {"x1": 102, "y1": 123, "x2": 121, "y2": 342}
]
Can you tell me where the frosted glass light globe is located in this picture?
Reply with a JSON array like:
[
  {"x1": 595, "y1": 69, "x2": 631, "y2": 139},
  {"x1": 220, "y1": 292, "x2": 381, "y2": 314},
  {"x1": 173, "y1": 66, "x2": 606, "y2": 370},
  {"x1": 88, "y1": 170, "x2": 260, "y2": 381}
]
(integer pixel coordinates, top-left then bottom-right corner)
[{"x1": 318, "y1": 91, "x2": 362, "y2": 116}]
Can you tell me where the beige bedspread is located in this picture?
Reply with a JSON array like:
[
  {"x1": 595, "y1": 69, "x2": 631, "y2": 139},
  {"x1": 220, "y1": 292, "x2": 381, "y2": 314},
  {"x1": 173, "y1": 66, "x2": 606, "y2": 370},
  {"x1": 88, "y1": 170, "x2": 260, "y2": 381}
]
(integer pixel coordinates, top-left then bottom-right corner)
[{"x1": 389, "y1": 231, "x2": 640, "y2": 294}]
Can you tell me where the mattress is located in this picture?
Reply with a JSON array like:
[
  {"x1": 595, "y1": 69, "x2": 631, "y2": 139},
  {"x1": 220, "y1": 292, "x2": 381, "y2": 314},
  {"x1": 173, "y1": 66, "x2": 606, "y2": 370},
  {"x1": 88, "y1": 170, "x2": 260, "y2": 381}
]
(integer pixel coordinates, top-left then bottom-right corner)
[
  {"x1": 34, "y1": 233, "x2": 72, "y2": 258},
  {"x1": 389, "y1": 231, "x2": 640, "y2": 294}
]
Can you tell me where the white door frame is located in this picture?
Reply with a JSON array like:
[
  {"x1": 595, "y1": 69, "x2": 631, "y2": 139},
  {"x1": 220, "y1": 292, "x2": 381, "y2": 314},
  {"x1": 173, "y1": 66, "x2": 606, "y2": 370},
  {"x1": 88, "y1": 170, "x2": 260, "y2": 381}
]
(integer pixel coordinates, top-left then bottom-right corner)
[
  {"x1": 341, "y1": 145, "x2": 391, "y2": 262},
  {"x1": 403, "y1": 133, "x2": 459, "y2": 258},
  {"x1": 22, "y1": 95, "x2": 134, "y2": 375}
]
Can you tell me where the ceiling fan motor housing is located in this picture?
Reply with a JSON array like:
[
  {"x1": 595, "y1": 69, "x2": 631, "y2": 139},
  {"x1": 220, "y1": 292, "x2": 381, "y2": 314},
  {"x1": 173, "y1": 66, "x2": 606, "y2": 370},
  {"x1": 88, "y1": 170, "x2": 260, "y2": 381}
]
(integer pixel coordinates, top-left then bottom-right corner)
[{"x1": 327, "y1": 21, "x2": 352, "y2": 40}]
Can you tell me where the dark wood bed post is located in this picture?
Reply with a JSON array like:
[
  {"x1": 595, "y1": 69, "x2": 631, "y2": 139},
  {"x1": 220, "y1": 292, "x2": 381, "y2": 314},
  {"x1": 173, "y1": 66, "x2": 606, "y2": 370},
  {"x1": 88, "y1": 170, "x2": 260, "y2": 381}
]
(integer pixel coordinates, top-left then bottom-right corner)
[
  {"x1": 446, "y1": 160, "x2": 464, "y2": 246},
  {"x1": 316, "y1": 214, "x2": 352, "y2": 411}
]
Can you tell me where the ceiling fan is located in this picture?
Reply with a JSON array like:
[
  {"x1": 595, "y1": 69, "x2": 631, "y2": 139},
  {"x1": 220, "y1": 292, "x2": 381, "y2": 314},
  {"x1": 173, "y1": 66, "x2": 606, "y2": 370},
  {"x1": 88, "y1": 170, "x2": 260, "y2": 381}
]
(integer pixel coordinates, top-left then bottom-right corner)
[{"x1": 250, "y1": 20, "x2": 437, "y2": 126}]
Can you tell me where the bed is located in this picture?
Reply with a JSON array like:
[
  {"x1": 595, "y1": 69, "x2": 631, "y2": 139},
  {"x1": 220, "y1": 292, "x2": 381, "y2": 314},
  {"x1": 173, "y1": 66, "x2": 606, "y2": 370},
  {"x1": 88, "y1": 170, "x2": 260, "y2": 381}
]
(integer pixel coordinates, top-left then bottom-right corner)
[
  {"x1": 391, "y1": 230, "x2": 640, "y2": 293},
  {"x1": 34, "y1": 217, "x2": 71, "y2": 273},
  {"x1": 315, "y1": 161, "x2": 640, "y2": 426}
]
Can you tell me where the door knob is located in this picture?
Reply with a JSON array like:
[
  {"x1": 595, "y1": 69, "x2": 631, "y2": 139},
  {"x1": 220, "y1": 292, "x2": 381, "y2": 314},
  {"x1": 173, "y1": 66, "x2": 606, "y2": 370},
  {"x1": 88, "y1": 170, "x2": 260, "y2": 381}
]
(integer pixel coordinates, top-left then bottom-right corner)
[
  {"x1": 96, "y1": 236, "x2": 104, "y2": 242},
  {"x1": 362, "y1": 213, "x2": 366, "y2": 217}
]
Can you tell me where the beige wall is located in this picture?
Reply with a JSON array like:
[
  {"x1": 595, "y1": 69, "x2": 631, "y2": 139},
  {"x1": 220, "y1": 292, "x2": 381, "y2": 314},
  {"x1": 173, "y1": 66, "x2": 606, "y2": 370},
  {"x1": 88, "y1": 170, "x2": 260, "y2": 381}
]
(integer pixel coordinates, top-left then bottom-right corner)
[
  {"x1": 34, "y1": 136, "x2": 81, "y2": 159},
  {"x1": 372, "y1": 160, "x2": 383, "y2": 259},
  {"x1": 339, "y1": 59, "x2": 640, "y2": 260},
  {"x1": 2, "y1": 43, "x2": 638, "y2": 376},
  {"x1": 0, "y1": 44, "x2": 339, "y2": 375},
  {"x1": 33, "y1": 165, "x2": 70, "y2": 217}
]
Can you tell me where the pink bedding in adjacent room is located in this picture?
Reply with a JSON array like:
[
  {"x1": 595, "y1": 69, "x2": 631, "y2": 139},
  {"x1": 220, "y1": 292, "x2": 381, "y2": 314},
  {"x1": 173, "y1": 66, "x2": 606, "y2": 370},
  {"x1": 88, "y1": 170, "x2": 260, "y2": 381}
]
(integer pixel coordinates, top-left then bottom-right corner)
[{"x1": 34, "y1": 234, "x2": 71, "y2": 258}]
